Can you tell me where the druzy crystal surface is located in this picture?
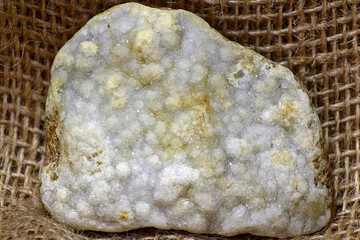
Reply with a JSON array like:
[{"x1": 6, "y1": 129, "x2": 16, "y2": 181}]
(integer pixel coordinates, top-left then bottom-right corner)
[{"x1": 41, "y1": 3, "x2": 331, "y2": 237}]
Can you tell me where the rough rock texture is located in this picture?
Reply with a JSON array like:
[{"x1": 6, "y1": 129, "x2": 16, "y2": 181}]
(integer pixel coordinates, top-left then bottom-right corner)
[{"x1": 41, "y1": 3, "x2": 332, "y2": 238}]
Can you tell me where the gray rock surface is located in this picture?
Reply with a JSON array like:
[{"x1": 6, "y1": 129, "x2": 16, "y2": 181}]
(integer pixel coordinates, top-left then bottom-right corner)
[{"x1": 41, "y1": 3, "x2": 332, "y2": 237}]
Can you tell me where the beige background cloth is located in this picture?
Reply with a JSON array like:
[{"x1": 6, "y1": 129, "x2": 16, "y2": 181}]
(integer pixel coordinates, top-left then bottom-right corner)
[{"x1": 0, "y1": 0, "x2": 359, "y2": 239}]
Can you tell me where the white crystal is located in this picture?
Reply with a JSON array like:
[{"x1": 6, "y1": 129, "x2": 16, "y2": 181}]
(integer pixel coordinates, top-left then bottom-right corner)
[{"x1": 41, "y1": 3, "x2": 331, "y2": 238}]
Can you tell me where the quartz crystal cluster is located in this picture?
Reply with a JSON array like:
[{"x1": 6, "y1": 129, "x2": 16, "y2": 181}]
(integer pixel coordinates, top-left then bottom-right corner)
[{"x1": 41, "y1": 3, "x2": 332, "y2": 238}]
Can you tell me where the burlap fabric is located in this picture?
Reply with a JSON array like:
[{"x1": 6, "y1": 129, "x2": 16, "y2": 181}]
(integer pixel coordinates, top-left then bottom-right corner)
[{"x1": 1, "y1": 0, "x2": 359, "y2": 239}]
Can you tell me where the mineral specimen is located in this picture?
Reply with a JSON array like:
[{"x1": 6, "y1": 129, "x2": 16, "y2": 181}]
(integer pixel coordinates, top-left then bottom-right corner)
[{"x1": 41, "y1": 3, "x2": 332, "y2": 238}]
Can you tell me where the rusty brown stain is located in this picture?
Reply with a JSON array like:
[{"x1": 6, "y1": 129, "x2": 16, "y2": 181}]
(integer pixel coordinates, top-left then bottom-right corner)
[
  {"x1": 312, "y1": 139, "x2": 331, "y2": 189},
  {"x1": 119, "y1": 211, "x2": 130, "y2": 221},
  {"x1": 45, "y1": 109, "x2": 61, "y2": 166},
  {"x1": 91, "y1": 150, "x2": 103, "y2": 158},
  {"x1": 50, "y1": 172, "x2": 58, "y2": 181},
  {"x1": 135, "y1": 46, "x2": 146, "y2": 63},
  {"x1": 89, "y1": 168, "x2": 101, "y2": 176},
  {"x1": 86, "y1": 150, "x2": 104, "y2": 161},
  {"x1": 45, "y1": 108, "x2": 63, "y2": 181}
]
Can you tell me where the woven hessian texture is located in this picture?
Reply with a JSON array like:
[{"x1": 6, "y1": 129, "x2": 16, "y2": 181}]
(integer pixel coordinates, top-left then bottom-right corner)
[{"x1": 0, "y1": 0, "x2": 359, "y2": 239}]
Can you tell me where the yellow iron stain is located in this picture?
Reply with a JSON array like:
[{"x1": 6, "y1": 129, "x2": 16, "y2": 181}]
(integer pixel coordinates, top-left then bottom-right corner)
[
  {"x1": 119, "y1": 211, "x2": 131, "y2": 221},
  {"x1": 271, "y1": 151, "x2": 294, "y2": 168}
]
